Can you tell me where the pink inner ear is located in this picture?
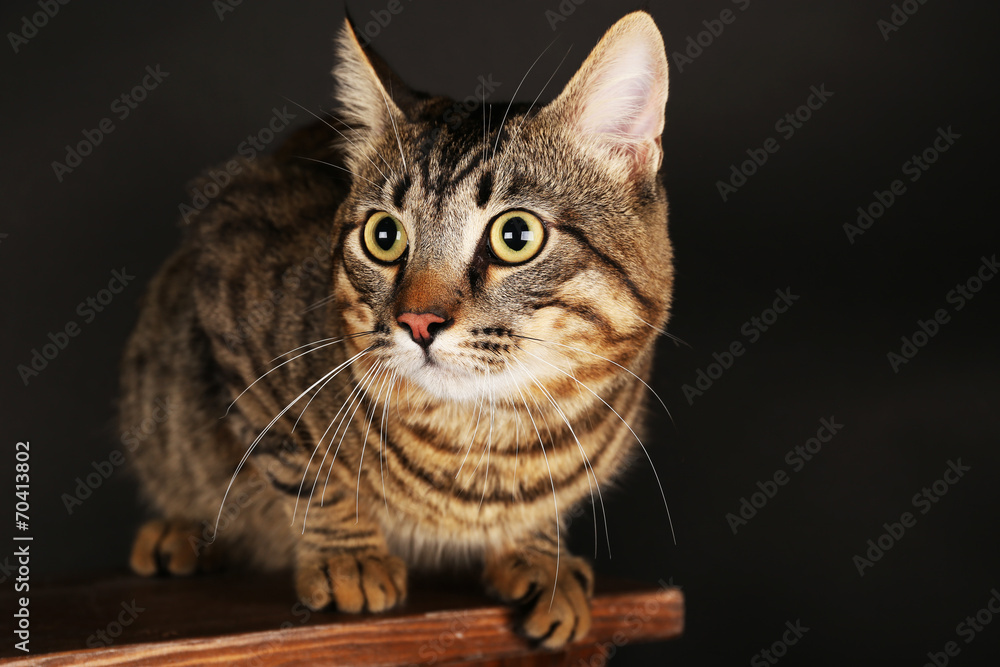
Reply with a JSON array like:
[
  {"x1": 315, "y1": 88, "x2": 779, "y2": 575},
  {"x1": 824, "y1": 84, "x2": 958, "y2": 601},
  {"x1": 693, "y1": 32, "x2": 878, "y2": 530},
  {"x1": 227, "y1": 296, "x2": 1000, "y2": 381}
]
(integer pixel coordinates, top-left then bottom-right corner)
[{"x1": 576, "y1": 41, "x2": 667, "y2": 162}]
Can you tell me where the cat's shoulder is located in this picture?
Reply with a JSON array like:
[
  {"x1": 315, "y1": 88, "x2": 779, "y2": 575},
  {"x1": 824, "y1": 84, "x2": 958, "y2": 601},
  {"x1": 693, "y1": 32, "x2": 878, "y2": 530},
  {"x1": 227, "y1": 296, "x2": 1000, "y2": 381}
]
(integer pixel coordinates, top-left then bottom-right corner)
[{"x1": 181, "y1": 119, "x2": 349, "y2": 244}]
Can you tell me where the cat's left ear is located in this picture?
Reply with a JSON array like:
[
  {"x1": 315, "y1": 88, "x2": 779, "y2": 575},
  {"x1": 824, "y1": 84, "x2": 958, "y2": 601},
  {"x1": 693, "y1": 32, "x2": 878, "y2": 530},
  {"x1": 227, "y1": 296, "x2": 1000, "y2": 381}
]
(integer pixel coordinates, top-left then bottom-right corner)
[
  {"x1": 545, "y1": 12, "x2": 669, "y2": 178},
  {"x1": 331, "y1": 17, "x2": 413, "y2": 148}
]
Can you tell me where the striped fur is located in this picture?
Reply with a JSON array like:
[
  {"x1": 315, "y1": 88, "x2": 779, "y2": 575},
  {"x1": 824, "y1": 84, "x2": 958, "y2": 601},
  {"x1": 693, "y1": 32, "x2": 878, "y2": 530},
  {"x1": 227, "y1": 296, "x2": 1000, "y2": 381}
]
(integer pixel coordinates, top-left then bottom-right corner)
[{"x1": 122, "y1": 12, "x2": 672, "y2": 648}]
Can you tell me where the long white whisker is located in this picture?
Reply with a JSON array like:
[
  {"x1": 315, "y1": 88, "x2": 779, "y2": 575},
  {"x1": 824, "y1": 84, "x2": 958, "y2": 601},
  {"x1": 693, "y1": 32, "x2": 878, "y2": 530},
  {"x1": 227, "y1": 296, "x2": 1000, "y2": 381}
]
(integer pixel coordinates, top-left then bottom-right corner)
[
  {"x1": 380, "y1": 80, "x2": 408, "y2": 174},
  {"x1": 224, "y1": 335, "x2": 368, "y2": 417},
  {"x1": 521, "y1": 349, "x2": 676, "y2": 546},
  {"x1": 456, "y1": 391, "x2": 486, "y2": 479},
  {"x1": 379, "y1": 370, "x2": 398, "y2": 517},
  {"x1": 634, "y1": 314, "x2": 691, "y2": 348},
  {"x1": 478, "y1": 366, "x2": 495, "y2": 512},
  {"x1": 508, "y1": 366, "x2": 560, "y2": 610},
  {"x1": 513, "y1": 356, "x2": 605, "y2": 558},
  {"x1": 305, "y1": 359, "x2": 385, "y2": 530},
  {"x1": 357, "y1": 365, "x2": 392, "y2": 521},
  {"x1": 300, "y1": 294, "x2": 338, "y2": 315},
  {"x1": 491, "y1": 38, "x2": 558, "y2": 160},
  {"x1": 514, "y1": 334, "x2": 674, "y2": 425},
  {"x1": 213, "y1": 346, "x2": 372, "y2": 537},
  {"x1": 281, "y1": 96, "x2": 394, "y2": 183},
  {"x1": 267, "y1": 333, "x2": 368, "y2": 364},
  {"x1": 295, "y1": 156, "x2": 379, "y2": 186},
  {"x1": 497, "y1": 46, "x2": 573, "y2": 173},
  {"x1": 295, "y1": 356, "x2": 380, "y2": 528}
]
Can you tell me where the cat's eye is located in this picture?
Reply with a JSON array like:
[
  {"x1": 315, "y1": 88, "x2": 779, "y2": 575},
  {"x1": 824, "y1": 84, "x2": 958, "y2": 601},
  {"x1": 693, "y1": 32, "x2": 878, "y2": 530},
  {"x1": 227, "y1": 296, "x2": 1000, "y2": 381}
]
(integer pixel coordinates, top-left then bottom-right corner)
[
  {"x1": 488, "y1": 210, "x2": 545, "y2": 264},
  {"x1": 363, "y1": 212, "x2": 408, "y2": 263}
]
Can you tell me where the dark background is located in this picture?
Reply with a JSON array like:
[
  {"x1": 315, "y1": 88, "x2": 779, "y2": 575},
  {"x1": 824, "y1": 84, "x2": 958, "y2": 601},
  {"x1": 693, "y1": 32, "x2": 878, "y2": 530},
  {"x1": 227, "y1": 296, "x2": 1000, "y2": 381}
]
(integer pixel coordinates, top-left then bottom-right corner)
[{"x1": 2, "y1": 0, "x2": 998, "y2": 664}]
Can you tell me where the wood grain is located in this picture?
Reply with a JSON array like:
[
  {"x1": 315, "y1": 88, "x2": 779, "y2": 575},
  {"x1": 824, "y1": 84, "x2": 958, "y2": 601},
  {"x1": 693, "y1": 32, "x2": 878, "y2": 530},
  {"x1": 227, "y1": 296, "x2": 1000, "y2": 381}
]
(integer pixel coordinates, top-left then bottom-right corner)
[{"x1": 0, "y1": 572, "x2": 682, "y2": 665}]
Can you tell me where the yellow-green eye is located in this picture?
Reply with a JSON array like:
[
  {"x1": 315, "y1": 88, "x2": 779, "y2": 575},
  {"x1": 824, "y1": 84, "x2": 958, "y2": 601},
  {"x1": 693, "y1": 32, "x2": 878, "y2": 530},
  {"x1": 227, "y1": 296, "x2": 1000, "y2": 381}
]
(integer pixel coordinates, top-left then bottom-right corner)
[
  {"x1": 363, "y1": 212, "x2": 407, "y2": 263},
  {"x1": 489, "y1": 210, "x2": 545, "y2": 264}
]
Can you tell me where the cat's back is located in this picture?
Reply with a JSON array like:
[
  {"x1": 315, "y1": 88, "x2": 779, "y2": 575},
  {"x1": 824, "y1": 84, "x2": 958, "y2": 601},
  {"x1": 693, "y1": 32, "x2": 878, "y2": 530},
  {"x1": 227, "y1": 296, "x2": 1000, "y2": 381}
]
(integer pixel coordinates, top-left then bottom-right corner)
[{"x1": 122, "y1": 121, "x2": 350, "y2": 496}]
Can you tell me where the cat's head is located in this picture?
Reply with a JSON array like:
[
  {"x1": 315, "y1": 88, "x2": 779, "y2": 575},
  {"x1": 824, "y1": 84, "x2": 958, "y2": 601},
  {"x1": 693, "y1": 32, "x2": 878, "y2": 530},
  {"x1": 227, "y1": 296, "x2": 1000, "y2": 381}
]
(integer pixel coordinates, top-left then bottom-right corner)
[{"x1": 329, "y1": 12, "x2": 672, "y2": 404}]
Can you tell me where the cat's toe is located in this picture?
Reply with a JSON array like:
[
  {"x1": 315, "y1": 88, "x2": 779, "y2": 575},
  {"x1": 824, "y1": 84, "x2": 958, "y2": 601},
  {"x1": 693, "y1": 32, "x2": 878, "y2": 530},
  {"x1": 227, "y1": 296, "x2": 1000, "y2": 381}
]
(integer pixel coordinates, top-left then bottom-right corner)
[
  {"x1": 296, "y1": 551, "x2": 407, "y2": 614},
  {"x1": 484, "y1": 552, "x2": 593, "y2": 649},
  {"x1": 130, "y1": 518, "x2": 215, "y2": 576}
]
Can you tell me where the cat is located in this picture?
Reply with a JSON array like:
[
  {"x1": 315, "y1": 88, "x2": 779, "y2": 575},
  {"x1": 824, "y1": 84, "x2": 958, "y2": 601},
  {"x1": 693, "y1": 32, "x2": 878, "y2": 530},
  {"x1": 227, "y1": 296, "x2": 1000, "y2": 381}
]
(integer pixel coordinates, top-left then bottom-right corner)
[{"x1": 121, "y1": 10, "x2": 672, "y2": 649}]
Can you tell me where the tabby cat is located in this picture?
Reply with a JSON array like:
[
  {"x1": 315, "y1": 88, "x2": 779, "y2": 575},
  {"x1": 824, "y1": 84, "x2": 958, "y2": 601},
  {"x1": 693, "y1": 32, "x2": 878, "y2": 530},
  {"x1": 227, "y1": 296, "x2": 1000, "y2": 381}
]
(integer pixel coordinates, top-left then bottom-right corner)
[{"x1": 122, "y1": 11, "x2": 672, "y2": 649}]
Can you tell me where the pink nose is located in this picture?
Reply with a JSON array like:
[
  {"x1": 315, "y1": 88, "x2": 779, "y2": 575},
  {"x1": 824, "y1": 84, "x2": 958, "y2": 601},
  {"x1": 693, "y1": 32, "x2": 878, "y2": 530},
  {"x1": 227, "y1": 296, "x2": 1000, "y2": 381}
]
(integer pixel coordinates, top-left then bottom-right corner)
[{"x1": 397, "y1": 312, "x2": 447, "y2": 346}]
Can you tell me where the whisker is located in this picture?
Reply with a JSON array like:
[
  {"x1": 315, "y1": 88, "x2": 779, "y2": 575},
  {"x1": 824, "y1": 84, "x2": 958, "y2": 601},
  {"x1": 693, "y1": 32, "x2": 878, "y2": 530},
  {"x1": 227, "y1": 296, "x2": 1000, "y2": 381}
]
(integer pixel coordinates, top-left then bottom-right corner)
[
  {"x1": 295, "y1": 156, "x2": 379, "y2": 185},
  {"x1": 637, "y1": 316, "x2": 690, "y2": 348},
  {"x1": 508, "y1": 365, "x2": 560, "y2": 610},
  {"x1": 478, "y1": 367, "x2": 496, "y2": 512},
  {"x1": 313, "y1": 358, "x2": 385, "y2": 517},
  {"x1": 513, "y1": 334, "x2": 674, "y2": 425},
  {"x1": 497, "y1": 45, "x2": 573, "y2": 174},
  {"x1": 300, "y1": 294, "x2": 338, "y2": 315},
  {"x1": 491, "y1": 37, "x2": 558, "y2": 160},
  {"x1": 281, "y1": 96, "x2": 394, "y2": 182},
  {"x1": 521, "y1": 349, "x2": 676, "y2": 546},
  {"x1": 379, "y1": 369, "x2": 398, "y2": 518},
  {"x1": 512, "y1": 356, "x2": 606, "y2": 558},
  {"x1": 225, "y1": 333, "x2": 371, "y2": 417},
  {"x1": 214, "y1": 346, "x2": 373, "y2": 538},
  {"x1": 456, "y1": 391, "x2": 486, "y2": 479},
  {"x1": 268, "y1": 332, "x2": 372, "y2": 364},
  {"x1": 357, "y1": 365, "x2": 392, "y2": 521},
  {"x1": 295, "y1": 356, "x2": 380, "y2": 528},
  {"x1": 380, "y1": 79, "x2": 408, "y2": 174}
]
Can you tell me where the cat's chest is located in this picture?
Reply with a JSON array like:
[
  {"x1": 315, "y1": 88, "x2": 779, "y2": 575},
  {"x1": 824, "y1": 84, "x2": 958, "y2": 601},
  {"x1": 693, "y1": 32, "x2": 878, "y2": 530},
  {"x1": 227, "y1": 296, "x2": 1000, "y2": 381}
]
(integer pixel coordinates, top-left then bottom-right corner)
[{"x1": 360, "y1": 409, "x2": 622, "y2": 553}]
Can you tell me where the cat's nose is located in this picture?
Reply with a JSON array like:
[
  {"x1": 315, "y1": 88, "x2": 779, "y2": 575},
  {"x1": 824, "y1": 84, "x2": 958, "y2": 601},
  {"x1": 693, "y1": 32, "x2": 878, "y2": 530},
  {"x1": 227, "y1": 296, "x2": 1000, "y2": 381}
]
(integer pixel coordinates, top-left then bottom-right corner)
[{"x1": 396, "y1": 312, "x2": 449, "y2": 348}]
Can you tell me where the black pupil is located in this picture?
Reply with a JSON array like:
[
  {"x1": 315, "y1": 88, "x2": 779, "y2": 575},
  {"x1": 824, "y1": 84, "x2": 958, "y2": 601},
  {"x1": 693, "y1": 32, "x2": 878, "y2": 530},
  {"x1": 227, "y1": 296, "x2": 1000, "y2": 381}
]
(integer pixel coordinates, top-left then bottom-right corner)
[
  {"x1": 501, "y1": 217, "x2": 532, "y2": 252},
  {"x1": 374, "y1": 217, "x2": 399, "y2": 251}
]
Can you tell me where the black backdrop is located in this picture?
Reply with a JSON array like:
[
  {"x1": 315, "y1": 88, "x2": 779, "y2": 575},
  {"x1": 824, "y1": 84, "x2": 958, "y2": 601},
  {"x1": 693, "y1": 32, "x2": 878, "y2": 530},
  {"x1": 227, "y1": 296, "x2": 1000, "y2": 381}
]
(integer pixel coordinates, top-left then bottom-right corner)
[{"x1": 2, "y1": 1, "x2": 998, "y2": 664}]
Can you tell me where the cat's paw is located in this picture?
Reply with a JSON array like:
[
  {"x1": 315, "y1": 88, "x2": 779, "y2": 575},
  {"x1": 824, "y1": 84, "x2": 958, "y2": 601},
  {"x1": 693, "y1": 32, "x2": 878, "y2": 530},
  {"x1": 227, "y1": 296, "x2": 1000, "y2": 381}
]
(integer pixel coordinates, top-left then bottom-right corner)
[
  {"x1": 130, "y1": 518, "x2": 220, "y2": 576},
  {"x1": 484, "y1": 550, "x2": 594, "y2": 649},
  {"x1": 296, "y1": 551, "x2": 407, "y2": 613}
]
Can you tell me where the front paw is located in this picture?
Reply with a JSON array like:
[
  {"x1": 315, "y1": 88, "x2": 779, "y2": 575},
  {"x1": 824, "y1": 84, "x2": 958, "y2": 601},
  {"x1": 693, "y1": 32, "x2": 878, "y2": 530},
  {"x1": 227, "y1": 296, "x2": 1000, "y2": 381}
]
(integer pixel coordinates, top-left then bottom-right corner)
[
  {"x1": 295, "y1": 550, "x2": 407, "y2": 613},
  {"x1": 484, "y1": 550, "x2": 594, "y2": 649}
]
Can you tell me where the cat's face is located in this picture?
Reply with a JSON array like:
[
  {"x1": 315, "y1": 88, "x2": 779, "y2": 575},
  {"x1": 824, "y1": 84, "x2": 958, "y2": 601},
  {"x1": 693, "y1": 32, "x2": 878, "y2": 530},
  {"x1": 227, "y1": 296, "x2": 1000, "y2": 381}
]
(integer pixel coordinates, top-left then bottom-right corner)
[{"x1": 331, "y1": 13, "x2": 673, "y2": 404}]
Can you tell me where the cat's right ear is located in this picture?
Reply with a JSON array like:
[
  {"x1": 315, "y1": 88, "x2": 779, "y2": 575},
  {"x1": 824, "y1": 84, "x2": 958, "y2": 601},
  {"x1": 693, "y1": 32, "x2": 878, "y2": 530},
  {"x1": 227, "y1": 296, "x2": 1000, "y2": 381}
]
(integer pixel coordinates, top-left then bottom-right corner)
[
  {"x1": 543, "y1": 11, "x2": 669, "y2": 180},
  {"x1": 332, "y1": 17, "x2": 407, "y2": 148}
]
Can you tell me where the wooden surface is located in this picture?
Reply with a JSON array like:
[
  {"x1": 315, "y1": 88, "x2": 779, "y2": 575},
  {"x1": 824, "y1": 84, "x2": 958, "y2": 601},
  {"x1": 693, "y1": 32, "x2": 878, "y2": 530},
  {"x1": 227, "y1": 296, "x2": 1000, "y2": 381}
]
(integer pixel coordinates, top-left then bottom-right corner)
[{"x1": 0, "y1": 571, "x2": 683, "y2": 665}]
